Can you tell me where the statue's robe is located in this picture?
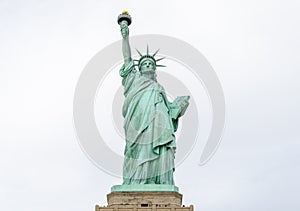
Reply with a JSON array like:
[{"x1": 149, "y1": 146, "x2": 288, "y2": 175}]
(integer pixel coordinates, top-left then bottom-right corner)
[{"x1": 120, "y1": 61, "x2": 182, "y2": 185}]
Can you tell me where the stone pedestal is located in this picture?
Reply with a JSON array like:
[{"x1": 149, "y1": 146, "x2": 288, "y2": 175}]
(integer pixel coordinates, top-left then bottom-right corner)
[
  {"x1": 95, "y1": 191, "x2": 194, "y2": 211},
  {"x1": 108, "y1": 191, "x2": 182, "y2": 207}
]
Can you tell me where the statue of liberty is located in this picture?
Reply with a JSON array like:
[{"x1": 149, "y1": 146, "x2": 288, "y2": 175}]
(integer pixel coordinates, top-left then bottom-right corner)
[{"x1": 118, "y1": 11, "x2": 190, "y2": 185}]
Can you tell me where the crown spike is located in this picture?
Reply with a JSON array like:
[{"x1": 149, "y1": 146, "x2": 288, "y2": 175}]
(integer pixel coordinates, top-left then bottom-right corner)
[
  {"x1": 156, "y1": 65, "x2": 166, "y2": 67},
  {"x1": 156, "y1": 57, "x2": 166, "y2": 62},
  {"x1": 146, "y1": 44, "x2": 149, "y2": 55},
  {"x1": 135, "y1": 48, "x2": 143, "y2": 56},
  {"x1": 153, "y1": 49, "x2": 160, "y2": 57}
]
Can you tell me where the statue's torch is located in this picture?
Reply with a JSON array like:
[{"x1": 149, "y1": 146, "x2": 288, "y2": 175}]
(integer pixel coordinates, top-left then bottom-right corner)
[{"x1": 117, "y1": 10, "x2": 132, "y2": 26}]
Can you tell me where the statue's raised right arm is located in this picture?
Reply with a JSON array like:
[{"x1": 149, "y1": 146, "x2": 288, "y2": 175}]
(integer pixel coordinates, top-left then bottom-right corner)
[{"x1": 120, "y1": 21, "x2": 132, "y2": 66}]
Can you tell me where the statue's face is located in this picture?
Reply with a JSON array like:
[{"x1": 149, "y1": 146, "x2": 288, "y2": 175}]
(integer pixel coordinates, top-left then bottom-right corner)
[
  {"x1": 140, "y1": 59, "x2": 155, "y2": 72},
  {"x1": 140, "y1": 59, "x2": 157, "y2": 80}
]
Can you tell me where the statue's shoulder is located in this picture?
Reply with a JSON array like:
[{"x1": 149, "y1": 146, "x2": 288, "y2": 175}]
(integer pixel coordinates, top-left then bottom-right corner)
[{"x1": 120, "y1": 60, "x2": 137, "y2": 78}]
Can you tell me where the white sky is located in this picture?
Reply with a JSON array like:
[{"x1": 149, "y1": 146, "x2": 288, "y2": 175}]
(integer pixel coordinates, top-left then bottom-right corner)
[{"x1": 0, "y1": 0, "x2": 300, "y2": 210}]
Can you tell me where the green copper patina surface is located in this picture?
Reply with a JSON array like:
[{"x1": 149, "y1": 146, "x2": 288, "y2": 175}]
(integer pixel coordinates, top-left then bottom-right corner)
[
  {"x1": 117, "y1": 11, "x2": 189, "y2": 187},
  {"x1": 111, "y1": 184, "x2": 179, "y2": 192}
]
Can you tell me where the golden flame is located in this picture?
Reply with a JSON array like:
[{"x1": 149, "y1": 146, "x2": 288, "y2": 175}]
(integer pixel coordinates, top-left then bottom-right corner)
[{"x1": 122, "y1": 10, "x2": 129, "y2": 15}]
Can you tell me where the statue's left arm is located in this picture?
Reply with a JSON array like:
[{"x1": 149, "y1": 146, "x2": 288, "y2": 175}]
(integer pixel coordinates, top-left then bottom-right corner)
[
  {"x1": 169, "y1": 96, "x2": 190, "y2": 119},
  {"x1": 165, "y1": 96, "x2": 189, "y2": 132}
]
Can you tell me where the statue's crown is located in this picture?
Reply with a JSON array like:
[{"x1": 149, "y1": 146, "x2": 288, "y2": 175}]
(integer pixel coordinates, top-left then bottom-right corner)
[{"x1": 134, "y1": 45, "x2": 166, "y2": 71}]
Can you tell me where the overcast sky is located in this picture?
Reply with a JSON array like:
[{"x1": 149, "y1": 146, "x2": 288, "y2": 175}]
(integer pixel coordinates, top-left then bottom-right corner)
[{"x1": 0, "y1": 0, "x2": 299, "y2": 211}]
